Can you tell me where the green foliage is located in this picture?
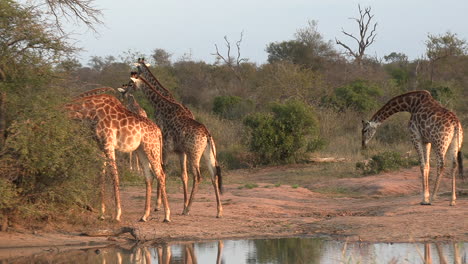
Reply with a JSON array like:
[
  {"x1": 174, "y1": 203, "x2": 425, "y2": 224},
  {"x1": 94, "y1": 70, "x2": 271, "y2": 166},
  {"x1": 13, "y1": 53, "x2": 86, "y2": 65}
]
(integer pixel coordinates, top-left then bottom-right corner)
[
  {"x1": 322, "y1": 80, "x2": 382, "y2": 112},
  {"x1": 0, "y1": 178, "x2": 17, "y2": 212},
  {"x1": 426, "y1": 31, "x2": 467, "y2": 61},
  {"x1": 374, "y1": 113, "x2": 410, "y2": 145},
  {"x1": 0, "y1": 91, "x2": 103, "y2": 218},
  {"x1": 356, "y1": 151, "x2": 418, "y2": 175},
  {"x1": 212, "y1": 95, "x2": 254, "y2": 120},
  {"x1": 266, "y1": 20, "x2": 337, "y2": 70},
  {"x1": 255, "y1": 62, "x2": 324, "y2": 106},
  {"x1": 425, "y1": 83, "x2": 455, "y2": 106},
  {"x1": 244, "y1": 100, "x2": 319, "y2": 164},
  {"x1": 0, "y1": 0, "x2": 75, "y2": 81}
]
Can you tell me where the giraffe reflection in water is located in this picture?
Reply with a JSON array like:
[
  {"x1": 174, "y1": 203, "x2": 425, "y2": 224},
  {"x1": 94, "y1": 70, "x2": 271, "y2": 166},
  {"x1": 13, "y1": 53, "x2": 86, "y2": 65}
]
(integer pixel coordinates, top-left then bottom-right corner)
[
  {"x1": 97, "y1": 241, "x2": 224, "y2": 264},
  {"x1": 422, "y1": 242, "x2": 465, "y2": 264}
]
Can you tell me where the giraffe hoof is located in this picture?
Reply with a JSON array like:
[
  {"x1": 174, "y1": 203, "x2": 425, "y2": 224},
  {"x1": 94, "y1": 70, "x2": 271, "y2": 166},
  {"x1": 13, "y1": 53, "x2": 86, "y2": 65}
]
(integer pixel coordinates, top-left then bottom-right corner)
[
  {"x1": 420, "y1": 202, "x2": 431, "y2": 205},
  {"x1": 450, "y1": 201, "x2": 456, "y2": 206},
  {"x1": 163, "y1": 219, "x2": 171, "y2": 223},
  {"x1": 98, "y1": 215, "x2": 105, "y2": 221},
  {"x1": 154, "y1": 208, "x2": 161, "y2": 212},
  {"x1": 182, "y1": 211, "x2": 190, "y2": 216},
  {"x1": 139, "y1": 217, "x2": 148, "y2": 222}
]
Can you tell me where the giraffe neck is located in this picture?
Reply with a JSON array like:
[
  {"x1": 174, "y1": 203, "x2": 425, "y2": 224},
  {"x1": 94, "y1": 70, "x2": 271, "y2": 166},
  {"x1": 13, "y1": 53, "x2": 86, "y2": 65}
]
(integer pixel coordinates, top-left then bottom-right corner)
[
  {"x1": 126, "y1": 95, "x2": 147, "y2": 118},
  {"x1": 370, "y1": 91, "x2": 433, "y2": 124},
  {"x1": 137, "y1": 63, "x2": 174, "y2": 100},
  {"x1": 75, "y1": 87, "x2": 117, "y2": 99},
  {"x1": 66, "y1": 94, "x2": 127, "y2": 121},
  {"x1": 137, "y1": 75, "x2": 188, "y2": 120}
]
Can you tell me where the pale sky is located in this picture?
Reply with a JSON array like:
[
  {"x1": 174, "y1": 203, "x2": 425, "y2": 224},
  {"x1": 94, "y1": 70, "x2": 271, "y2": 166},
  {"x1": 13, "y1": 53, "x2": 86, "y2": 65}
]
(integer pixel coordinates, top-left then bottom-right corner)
[{"x1": 68, "y1": 0, "x2": 468, "y2": 66}]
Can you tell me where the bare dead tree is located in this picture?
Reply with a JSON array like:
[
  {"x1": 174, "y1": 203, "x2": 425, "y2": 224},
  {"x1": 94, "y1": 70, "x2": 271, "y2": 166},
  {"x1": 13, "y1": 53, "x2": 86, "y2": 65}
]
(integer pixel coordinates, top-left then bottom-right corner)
[
  {"x1": 335, "y1": 5, "x2": 377, "y2": 67},
  {"x1": 212, "y1": 31, "x2": 247, "y2": 81}
]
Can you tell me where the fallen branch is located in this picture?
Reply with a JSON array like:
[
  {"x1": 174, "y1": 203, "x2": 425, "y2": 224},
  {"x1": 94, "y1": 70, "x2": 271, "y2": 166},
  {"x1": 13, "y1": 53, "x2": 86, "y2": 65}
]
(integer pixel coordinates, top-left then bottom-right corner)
[
  {"x1": 81, "y1": 226, "x2": 137, "y2": 239},
  {"x1": 307, "y1": 157, "x2": 349, "y2": 163}
]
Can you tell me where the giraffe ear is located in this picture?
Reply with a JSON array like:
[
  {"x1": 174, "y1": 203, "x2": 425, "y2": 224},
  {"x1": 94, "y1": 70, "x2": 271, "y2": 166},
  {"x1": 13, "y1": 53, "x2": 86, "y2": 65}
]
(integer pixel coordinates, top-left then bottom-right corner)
[
  {"x1": 117, "y1": 88, "x2": 126, "y2": 93},
  {"x1": 145, "y1": 63, "x2": 151, "y2": 67}
]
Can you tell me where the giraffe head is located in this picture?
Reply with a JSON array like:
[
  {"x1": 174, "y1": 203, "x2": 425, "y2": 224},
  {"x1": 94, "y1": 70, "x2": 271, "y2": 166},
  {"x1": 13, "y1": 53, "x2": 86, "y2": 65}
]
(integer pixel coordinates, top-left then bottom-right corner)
[
  {"x1": 127, "y1": 71, "x2": 143, "y2": 91},
  {"x1": 361, "y1": 120, "x2": 379, "y2": 149}
]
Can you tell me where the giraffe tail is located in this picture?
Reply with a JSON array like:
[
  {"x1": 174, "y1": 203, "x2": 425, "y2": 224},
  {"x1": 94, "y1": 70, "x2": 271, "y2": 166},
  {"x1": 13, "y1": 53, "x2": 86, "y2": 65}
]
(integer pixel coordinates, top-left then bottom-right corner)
[
  {"x1": 457, "y1": 151, "x2": 463, "y2": 180},
  {"x1": 208, "y1": 136, "x2": 223, "y2": 194},
  {"x1": 216, "y1": 165, "x2": 223, "y2": 194}
]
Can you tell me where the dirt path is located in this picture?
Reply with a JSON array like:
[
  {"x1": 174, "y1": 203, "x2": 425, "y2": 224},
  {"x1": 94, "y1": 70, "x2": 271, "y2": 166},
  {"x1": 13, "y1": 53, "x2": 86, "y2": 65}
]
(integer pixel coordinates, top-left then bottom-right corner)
[{"x1": 1, "y1": 166, "x2": 467, "y2": 258}]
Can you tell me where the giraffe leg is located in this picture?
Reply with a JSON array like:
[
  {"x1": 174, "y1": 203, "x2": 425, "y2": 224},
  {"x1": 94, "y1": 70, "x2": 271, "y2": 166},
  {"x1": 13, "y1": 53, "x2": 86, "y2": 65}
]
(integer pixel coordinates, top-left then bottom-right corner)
[
  {"x1": 414, "y1": 141, "x2": 431, "y2": 205},
  {"x1": 104, "y1": 148, "x2": 122, "y2": 221},
  {"x1": 184, "y1": 162, "x2": 201, "y2": 216},
  {"x1": 136, "y1": 148, "x2": 154, "y2": 222},
  {"x1": 154, "y1": 178, "x2": 162, "y2": 212},
  {"x1": 99, "y1": 160, "x2": 107, "y2": 220},
  {"x1": 140, "y1": 146, "x2": 171, "y2": 222},
  {"x1": 431, "y1": 158, "x2": 444, "y2": 203},
  {"x1": 178, "y1": 152, "x2": 190, "y2": 214},
  {"x1": 203, "y1": 147, "x2": 223, "y2": 218},
  {"x1": 446, "y1": 143, "x2": 458, "y2": 206},
  {"x1": 129, "y1": 152, "x2": 133, "y2": 171}
]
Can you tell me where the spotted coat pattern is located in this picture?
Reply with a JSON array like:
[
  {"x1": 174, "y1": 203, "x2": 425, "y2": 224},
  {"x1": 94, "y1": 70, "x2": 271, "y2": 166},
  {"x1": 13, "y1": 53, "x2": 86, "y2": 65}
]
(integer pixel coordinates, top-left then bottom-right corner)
[
  {"x1": 129, "y1": 73, "x2": 223, "y2": 218},
  {"x1": 362, "y1": 90, "x2": 463, "y2": 205},
  {"x1": 65, "y1": 94, "x2": 170, "y2": 222}
]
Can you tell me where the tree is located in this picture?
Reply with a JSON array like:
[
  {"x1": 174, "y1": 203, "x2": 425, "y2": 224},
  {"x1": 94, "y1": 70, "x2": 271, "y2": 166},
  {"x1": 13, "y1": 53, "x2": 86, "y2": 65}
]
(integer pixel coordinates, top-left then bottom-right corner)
[
  {"x1": 152, "y1": 48, "x2": 172, "y2": 67},
  {"x1": 212, "y1": 32, "x2": 248, "y2": 81},
  {"x1": 41, "y1": 0, "x2": 102, "y2": 33},
  {"x1": 384, "y1": 52, "x2": 408, "y2": 65},
  {"x1": 266, "y1": 20, "x2": 337, "y2": 70},
  {"x1": 425, "y1": 31, "x2": 467, "y2": 82},
  {"x1": 0, "y1": 0, "x2": 76, "y2": 81},
  {"x1": 335, "y1": 5, "x2": 377, "y2": 67}
]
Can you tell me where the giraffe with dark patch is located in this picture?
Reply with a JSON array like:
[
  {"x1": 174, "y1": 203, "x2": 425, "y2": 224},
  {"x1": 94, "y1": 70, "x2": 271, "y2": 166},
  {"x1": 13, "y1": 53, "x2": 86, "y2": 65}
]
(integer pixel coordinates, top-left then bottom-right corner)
[
  {"x1": 125, "y1": 72, "x2": 223, "y2": 218},
  {"x1": 362, "y1": 90, "x2": 463, "y2": 205}
]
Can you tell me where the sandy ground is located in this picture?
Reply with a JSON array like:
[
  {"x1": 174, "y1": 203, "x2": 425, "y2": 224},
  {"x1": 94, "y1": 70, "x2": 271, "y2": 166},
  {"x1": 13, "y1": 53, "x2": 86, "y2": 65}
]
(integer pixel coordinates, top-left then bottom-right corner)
[{"x1": 0, "y1": 166, "x2": 467, "y2": 259}]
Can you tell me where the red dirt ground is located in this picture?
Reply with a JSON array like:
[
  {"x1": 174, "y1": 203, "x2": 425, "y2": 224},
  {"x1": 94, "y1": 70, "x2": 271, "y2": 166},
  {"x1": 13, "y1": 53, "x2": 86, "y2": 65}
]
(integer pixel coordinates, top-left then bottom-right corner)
[{"x1": 0, "y1": 166, "x2": 467, "y2": 259}]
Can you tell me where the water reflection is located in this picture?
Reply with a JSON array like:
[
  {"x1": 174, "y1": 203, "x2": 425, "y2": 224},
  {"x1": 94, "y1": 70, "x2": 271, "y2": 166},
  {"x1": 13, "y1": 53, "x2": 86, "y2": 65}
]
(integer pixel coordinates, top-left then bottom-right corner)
[{"x1": 1, "y1": 238, "x2": 467, "y2": 263}]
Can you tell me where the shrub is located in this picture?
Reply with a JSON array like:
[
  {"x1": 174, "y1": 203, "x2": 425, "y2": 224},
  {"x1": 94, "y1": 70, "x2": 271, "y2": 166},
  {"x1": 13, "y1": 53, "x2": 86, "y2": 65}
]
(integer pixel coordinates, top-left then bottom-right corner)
[
  {"x1": 356, "y1": 151, "x2": 418, "y2": 175},
  {"x1": 244, "y1": 100, "x2": 320, "y2": 164},
  {"x1": 321, "y1": 80, "x2": 382, "y2": 112},
  {"x1": 0, "y1": 93, "x2": 104, "y2": 219},
  {"x1": 212, "y1": 95, "x2": 254, "y2": 120}
]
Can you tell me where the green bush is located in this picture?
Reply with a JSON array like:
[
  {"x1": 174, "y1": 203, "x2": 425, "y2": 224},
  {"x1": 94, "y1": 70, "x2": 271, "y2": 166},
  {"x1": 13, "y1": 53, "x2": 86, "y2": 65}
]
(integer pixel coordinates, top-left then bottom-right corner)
[
  {"x1": 321, "y1": 80, "x2": 382, "y2": 112},
  {"x1": 356, "y1": 151, "x2": 418, "y2": 175},
  {"x1": 244, "y1": 100, "x2": 320, "y2": 164},
  {"x1": 0, "y1": 93, "x2": 104, "y2": 219},
  {"x1": 212, "y1": 95, "x2": 254, "y2": 120}
]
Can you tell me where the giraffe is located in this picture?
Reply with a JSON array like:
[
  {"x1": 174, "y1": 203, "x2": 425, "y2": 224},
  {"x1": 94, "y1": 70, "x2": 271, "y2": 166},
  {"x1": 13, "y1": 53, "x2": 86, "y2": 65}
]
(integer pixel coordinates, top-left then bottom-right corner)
[
  {"x1": 76, "y1": 86, "x2": 148, "y2": 172},
  {"x1": 362, "y1": 90, "x2": 463, "y2": 206},
  {"x1": 64, "y1": 94, "x2": 170, "y2": 222},
  {"x1": 125, "y1": 72, "x2": 223, "y2": 218},
  {"x1": 133, "y1": 59, "x2": 194, "y2": 177}
]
